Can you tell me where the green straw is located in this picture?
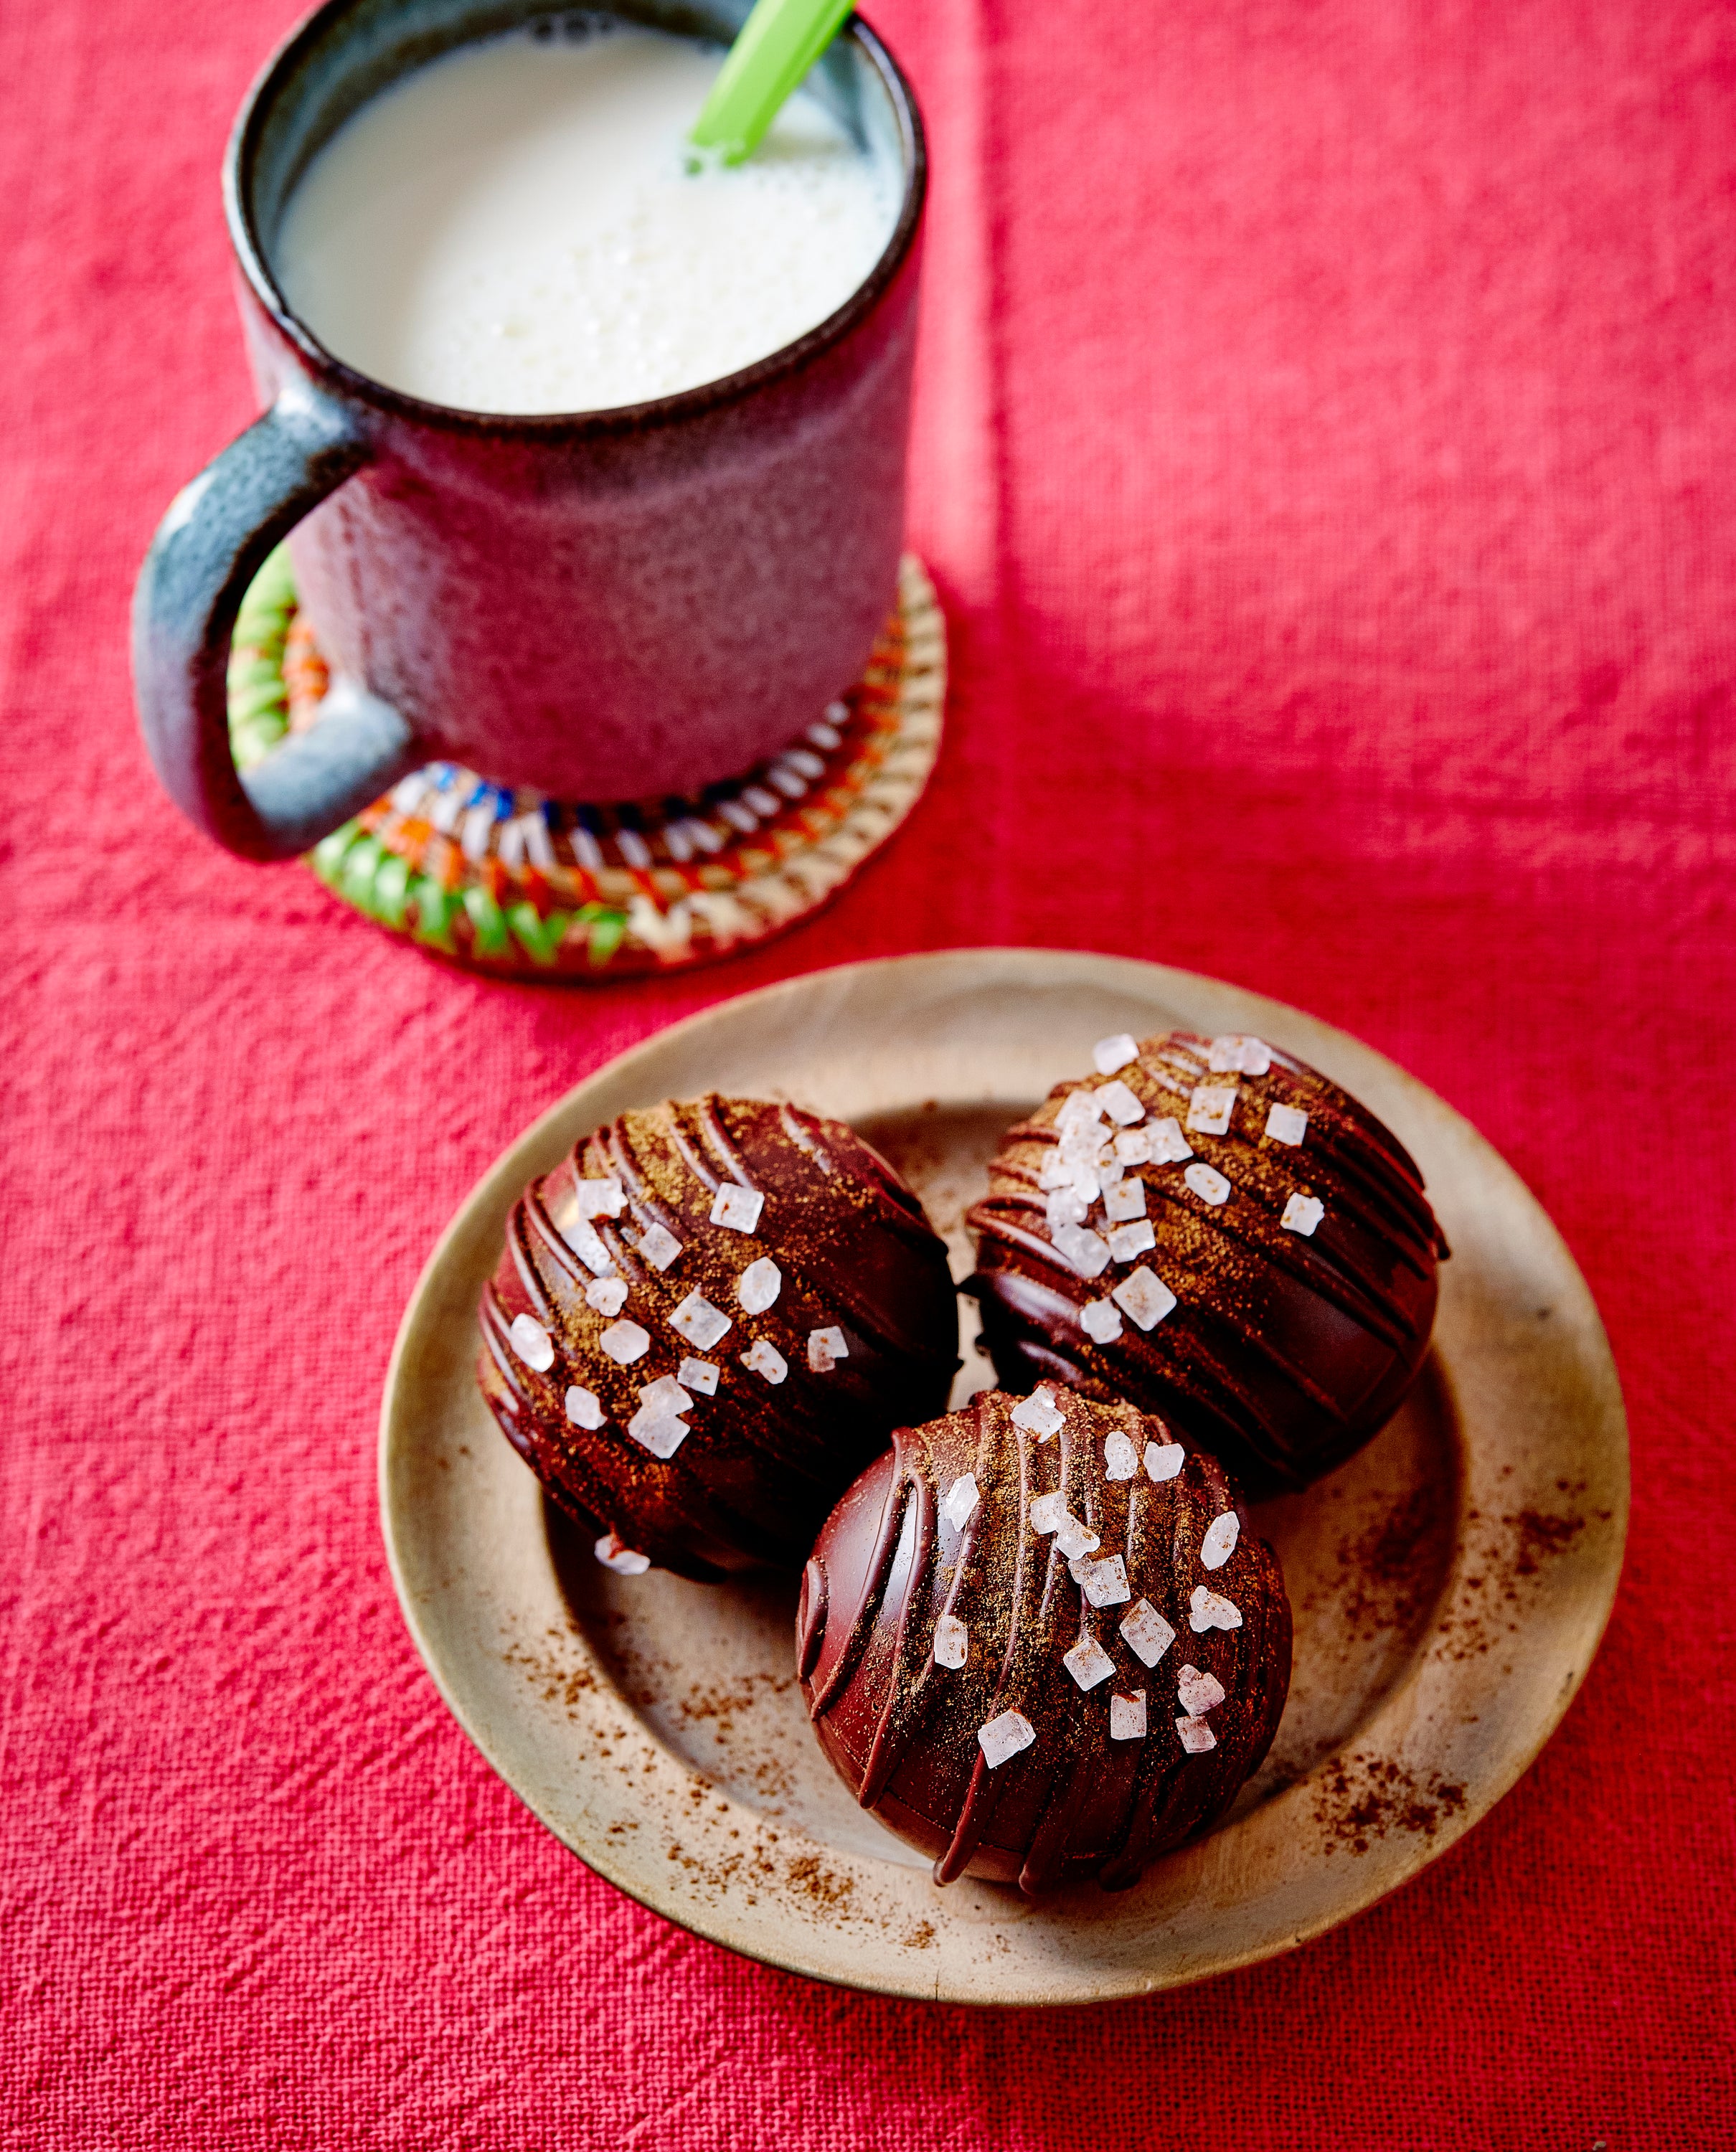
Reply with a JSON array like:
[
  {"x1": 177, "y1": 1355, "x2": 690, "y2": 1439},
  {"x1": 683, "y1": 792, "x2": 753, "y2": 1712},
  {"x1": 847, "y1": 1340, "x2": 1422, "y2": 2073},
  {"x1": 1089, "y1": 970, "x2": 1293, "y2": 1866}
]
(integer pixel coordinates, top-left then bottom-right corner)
[{"x1": 688, "y1": 0, "x2": 857, "y2": 166}]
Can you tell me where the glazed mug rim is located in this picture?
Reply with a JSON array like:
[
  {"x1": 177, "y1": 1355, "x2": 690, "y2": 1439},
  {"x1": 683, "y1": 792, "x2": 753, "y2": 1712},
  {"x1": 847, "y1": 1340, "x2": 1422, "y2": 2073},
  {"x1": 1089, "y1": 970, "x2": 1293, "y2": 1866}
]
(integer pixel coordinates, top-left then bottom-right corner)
[{"x1": 223, "y1": 0, "x2": 928, "y2": 442}]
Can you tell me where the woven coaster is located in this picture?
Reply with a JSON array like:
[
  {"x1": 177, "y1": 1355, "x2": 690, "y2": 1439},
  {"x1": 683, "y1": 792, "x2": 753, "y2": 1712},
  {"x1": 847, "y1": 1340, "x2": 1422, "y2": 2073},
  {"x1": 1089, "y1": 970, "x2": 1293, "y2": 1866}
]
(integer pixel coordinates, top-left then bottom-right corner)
[{"x1": 227, "y1": 549, "x2": 944, "y2": 978}]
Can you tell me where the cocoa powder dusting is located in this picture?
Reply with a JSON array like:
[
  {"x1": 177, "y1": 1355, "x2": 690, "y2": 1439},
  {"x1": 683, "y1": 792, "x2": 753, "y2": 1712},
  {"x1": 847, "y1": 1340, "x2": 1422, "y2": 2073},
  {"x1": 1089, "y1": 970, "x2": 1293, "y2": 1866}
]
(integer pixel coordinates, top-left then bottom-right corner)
[
  {"x1": 1329, "y1": 1482, "x2": 1452, "y2": 1646},
  {"x1": 1312, "y1": 1752, "x2": 1468, "y2": 1855},
  {"x1": 1433, "y1": 1502, "x2": 1590, "y2": 1663}
]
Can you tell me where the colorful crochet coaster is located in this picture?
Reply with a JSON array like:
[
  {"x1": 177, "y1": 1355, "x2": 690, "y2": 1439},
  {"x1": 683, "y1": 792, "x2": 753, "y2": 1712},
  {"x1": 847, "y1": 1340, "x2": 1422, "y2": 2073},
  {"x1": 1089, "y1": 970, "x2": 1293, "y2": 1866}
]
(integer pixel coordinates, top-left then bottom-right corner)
[{"x1": 227, "y1": 549, "x2": 944, "y2": 978}]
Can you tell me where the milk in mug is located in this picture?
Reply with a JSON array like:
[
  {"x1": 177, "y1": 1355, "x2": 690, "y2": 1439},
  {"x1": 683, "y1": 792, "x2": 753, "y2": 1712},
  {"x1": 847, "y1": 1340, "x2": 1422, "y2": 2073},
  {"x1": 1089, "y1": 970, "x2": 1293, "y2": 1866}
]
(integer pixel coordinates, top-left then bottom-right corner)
[{"x1": 275, "y1": 20, "x2": 902, "y2": 415}]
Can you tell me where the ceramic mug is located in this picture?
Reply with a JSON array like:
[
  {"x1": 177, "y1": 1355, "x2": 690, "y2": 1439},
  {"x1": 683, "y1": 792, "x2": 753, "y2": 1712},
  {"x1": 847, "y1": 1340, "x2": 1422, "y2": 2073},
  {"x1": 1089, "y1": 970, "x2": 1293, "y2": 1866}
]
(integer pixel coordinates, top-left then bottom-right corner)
[{"x1": 132, "y1": 0, "x2": 925, "y2": 862}]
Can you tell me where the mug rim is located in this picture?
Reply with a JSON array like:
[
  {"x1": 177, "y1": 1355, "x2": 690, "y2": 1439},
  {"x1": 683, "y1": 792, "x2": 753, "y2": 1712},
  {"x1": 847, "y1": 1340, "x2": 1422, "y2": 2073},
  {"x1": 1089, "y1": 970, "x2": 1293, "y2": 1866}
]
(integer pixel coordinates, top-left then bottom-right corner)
[{"x1": 223, "y1": 1, "x2": 927, "y2": 440}]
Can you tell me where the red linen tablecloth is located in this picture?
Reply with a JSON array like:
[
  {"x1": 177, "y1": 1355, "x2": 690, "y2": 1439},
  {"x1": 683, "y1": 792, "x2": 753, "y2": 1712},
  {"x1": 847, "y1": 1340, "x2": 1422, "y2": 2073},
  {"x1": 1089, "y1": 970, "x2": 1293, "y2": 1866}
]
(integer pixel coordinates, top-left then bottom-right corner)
[{"x1": 4, "y1": 0, "x2": 1730, "y2": 2142}]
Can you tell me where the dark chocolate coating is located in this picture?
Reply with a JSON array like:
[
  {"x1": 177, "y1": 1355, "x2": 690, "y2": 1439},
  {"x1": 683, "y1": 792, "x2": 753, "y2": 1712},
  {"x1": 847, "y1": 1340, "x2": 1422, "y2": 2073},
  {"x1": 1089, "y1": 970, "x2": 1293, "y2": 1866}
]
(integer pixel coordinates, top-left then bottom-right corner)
[
  {"x1": 967, "y1": 1031, "x2": 1448, "y2": 1497},
  {"x1": 477, "y1": 1095, "x2": 959, "y2": 1580},
  {"x1": 798, "y1": 1387, "x2": 1291, "y2": 1896}
]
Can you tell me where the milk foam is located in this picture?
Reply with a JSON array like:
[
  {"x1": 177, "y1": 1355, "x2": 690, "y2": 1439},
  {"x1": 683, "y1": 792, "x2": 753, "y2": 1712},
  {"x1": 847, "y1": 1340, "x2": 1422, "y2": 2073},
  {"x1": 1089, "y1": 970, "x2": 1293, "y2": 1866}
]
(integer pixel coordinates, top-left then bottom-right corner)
[{"x1": 275, "y1": 23, "x2": 901, "y2": 415}]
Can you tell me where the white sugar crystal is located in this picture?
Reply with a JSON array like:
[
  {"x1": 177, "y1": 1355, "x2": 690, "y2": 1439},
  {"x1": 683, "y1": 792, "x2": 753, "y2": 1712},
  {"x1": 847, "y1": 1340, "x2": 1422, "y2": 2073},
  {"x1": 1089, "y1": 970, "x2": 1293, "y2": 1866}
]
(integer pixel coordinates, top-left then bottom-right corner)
[
  {"x1": 565, "y1": 1385, "x2": 605, "y2": 1430},
  {"x1": 1184, "y1": 1163, "x2": 1232, "y2": 1207},
  {"x1": 1189, "y1": 1584, "x2": 1242, "y2": 1633},
  {"x1": 1176, "y1": 1715, "x2": 1218, "y2": 1754},
  {"x1": 560, "y1": 1216, "x2": 617, "y2": 1278},
  {"x1": 676, "y1": 1356, "x2": 720, "y2": 1395},
  {"x1": 1093, "y1": 1032, "x2": 1140, "y2": 1076},
  {"x1": 1053, "y1": 1514, "x2": 1102, "y2": 1562},
  {"x1": 1147, "y1": 1117, "x2": 1194, "y2": 1165},
  {"x1": 1108, "y1": 1221, "x2": 1156, "y2": 1263},
  {"x1": 1045, "y1": 1186, "x2": 1090, "y2": 1231},
  {"x1": 1187, "y1": 1085, "x2": 1238, "y2": 1137},
  {"x1": 635, "y1": 1223, "x2": 683, "y2": 1272},
  {"x1": 1113, "y1": 1267, "x2": 1177, "y2": 1331},
  {"x1": 709, "y1": 1182, "x2": 765, "y2": 1235},
  {"x1": 1052, "y1": 1221, "x2": 1111, "y2": 1278},
  {"x1": 1095, "y1": 1080, "x2": 1146, "y2": 1126},
  {"x1": 1057, "y1": 1089, "x2": 1107, "y2": 1137},
  {"x1": 638, "y1": 1375, "x2": 691, "y2": 1417},
  {"x1": 1103, "y1": 1430, "x2": 1141, "y2": 1481},
  {"x1": 509, "y1": 1313, "x2": 556, "y2": 1372},
  {"x1": 1037, "y1": 1148, "x2": 1077, "y2": 1191},
  {"x1": 1209, "y1": 1034, "x2": 1271, "y2": 1076},
  {"x1": 1200, "y1": 1511, "x2": 1241, "y2": 1570},
  {"x1": 574, "y1": 1176, "x2": 626, "y2": 1219},
  {"x1": 1080, "y1": 1298, "x2": 1123, "y2": 1344},
  {"x1": 737, "y1": 1257, "x2": 782, "y2": 1313},
  {"x1": 740, "y1": 1339, "x2": 788, "y2": 1384},
  {"x1": 1057, "y1": 1141, "x2": 1107, "y2": 1182},
  {"x1": 1066, "y1": 1156, "x2": 1103, "y2": 1198},
  {"x1": 1011, "y1": 1389, "x2": 1066, "y2": 1439},
  {"x1": 1110, "y1": 1690, "x2": 1148, "y2": 1740},
  {"x1": 1176, "y1": 1663, "x2": 1227, "y2": 1717},
  {"x1": 1119, "y1": 1598, "x2": 1177, "y2": 1666},
  {"x1": 626, "y1": 1404, "x2": 690, "y2": 1459},
  {"x1": 1057, "y1": 1100, "x2": 1103, "y2": 1144},
  {"x1": 585, "y1": 1276, "x2": 629, "y2": 1316},
  {"x1": 807, "y1": 1326, "x2": 848, "y2": 1373},
  {"x1": 1103, "y1": 1176, "x2": 1147, "y2": 1223},
  {"x1": 1029, "y1": 1489, "x2": 1069, "y2": 1535},
  {"x1": 933, "y1": 1614, "x2": 968, "y2": 1669},
  {"x1": 1266, "y1": 1102, "x2": 1309, "y2": 1146},
  {"x1": 978, "y1": 1709, "x2": 1036, "y2": 1770},
  {"x1": 1063, "y1": 1635, "x2": 1115, "y2": 1691},
  {"x1": 669, "y1": 1292, "x2": 731, "y2": 1351},
  {"x1": 594, "y1": 1533, "x2": 650, "y2": 1576},
  {"x1": 1145, "y1": 1441, "x2": 1185, "y2": 1481},
  {"x1": 1072, "y1": 1553, "x2": 1132, "y2": 1608},
  {"x1": 1114, "y1": 1129, "x2": 1154, "y2": 1166},
  {"x1": 1282, "y1": 1191, "x2": 1325, "y2": 1237},
  {"x1": 599, "y1": 1319, "x2": 651, "y2": 1366},
  {"x1": 943, "y1": 1473, "x2": 981, "y2": 1532}
]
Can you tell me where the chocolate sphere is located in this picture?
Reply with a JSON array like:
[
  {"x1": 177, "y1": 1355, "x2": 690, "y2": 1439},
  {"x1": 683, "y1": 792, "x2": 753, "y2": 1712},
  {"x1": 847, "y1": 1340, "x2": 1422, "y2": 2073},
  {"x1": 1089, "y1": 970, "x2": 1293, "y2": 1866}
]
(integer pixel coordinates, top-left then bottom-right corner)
[
  {"x1": 798, "y1": 1385, "x2": 1291, "y2": 1895},
  {"x1": 477, "y1": 1094, "x2": 959, "y2": 1581},
  {"x1": 966, "y1": 1029, "x2": 1448, "y2": 1497}
]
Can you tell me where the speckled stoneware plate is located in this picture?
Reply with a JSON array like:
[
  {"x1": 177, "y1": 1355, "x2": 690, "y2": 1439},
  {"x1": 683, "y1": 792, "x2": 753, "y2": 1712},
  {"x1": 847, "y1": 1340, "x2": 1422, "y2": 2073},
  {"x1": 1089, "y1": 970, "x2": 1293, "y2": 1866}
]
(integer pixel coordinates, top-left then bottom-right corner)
[{"x1": 379, "y1": 948, "x2": 1628, "y2": 2005}]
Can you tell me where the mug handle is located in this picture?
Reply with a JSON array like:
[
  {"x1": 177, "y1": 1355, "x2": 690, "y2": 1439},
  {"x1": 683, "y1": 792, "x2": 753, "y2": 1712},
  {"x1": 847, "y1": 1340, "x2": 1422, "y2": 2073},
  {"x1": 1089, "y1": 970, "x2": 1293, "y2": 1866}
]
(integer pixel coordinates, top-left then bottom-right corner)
[{"x1": 132, "y1": 389, "x2": 419, "y2": 862}]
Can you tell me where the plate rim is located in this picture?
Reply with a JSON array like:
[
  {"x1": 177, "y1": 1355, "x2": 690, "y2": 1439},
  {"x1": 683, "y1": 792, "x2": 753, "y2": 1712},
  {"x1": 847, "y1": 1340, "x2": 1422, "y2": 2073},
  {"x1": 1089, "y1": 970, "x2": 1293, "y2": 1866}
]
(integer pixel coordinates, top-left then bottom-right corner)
[{"x1": 378, "y1": 945, "x2": 1630, "y2": 2004}]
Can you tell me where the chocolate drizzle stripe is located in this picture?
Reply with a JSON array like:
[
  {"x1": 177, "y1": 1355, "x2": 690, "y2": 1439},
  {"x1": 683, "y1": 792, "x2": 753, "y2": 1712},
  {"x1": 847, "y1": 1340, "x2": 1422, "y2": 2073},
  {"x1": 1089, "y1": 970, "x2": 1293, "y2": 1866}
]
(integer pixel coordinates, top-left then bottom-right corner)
[
  {"x1": 523, "y1": 1189, "x2": 589, "y2": 1289},
  {"x1": 691, "y1": 1097, "x2": 756, "y2": 1192},
  {"x1": 1311, "y1": 1139, "x2": 1440, "y2": 1266},
  {"x1": 807, "y1": 1445, "x2": 917, "y2": 1723},
  {"x1": 934, "y1": 1750, "x2": 996, "y2": 1887},
  {"x1": 662, "y1": 1114, "x2": 725, "y2": 1202},
  {"x1": 777, "y1": 1102, "x2": 834, "y2": 1170},
  {"x1": 796, "y1": 1559, "x2": 829, "y2": 1681},
  {"x1": 506, "y1": 1207, "x2": 557, "y2": 1326},
  {"x1": 478, "y1": 1287, "x2": 533, "y2": 1404},
  {"x1": 858, "y1": 1470, "x2": 938, "y2": 1808},
  {"x1": 1019, "y1": 1747, "x2": 1101, "y2": 1895}
]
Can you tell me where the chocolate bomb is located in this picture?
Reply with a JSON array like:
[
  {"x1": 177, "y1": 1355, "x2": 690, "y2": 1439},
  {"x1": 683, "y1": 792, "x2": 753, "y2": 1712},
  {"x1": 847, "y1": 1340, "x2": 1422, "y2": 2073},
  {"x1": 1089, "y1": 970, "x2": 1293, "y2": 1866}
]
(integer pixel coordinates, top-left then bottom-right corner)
[
  {"x1": 966, "y1": 1030, "x2": 1448, "y2": 1497},
  {"x1": 477, "y1": 1094, "x2": 959, "y2": 1581},
  {"x1": 798, "y1": 1384, "x2": 1291, "y2": 1894}
]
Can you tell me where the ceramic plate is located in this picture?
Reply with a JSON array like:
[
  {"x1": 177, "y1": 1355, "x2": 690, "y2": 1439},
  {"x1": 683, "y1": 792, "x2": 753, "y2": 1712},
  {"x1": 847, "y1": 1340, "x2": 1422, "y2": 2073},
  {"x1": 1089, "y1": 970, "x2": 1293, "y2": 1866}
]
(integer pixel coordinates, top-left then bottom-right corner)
[{"x1": 379, "y1": 948, "x2": 1627, "y2": 2004}]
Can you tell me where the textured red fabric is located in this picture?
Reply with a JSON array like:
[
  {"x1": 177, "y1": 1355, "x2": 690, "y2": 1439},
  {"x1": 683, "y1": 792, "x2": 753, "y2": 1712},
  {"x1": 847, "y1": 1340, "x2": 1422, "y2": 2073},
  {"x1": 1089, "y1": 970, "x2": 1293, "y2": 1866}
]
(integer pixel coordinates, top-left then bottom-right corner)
[{"x1": 2, "y1": 0, "x2": 1732, "y2": 2143}]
